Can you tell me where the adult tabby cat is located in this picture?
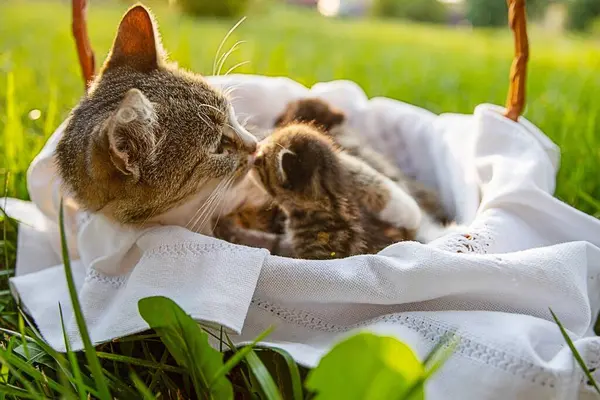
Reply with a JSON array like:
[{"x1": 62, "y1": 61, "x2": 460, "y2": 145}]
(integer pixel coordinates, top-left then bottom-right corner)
[{"x1": 56, "y1": 5, "x2": 258, "y2": 234}]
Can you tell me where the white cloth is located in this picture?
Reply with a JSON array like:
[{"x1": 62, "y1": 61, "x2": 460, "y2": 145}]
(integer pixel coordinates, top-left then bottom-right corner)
[{"x1": 7, "y1": 75, "x2": 600, "y2": 400}]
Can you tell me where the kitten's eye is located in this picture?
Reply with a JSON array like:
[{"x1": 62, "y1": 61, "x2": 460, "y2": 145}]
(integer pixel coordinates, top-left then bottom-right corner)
[{"x1": 216, "y1": 136, "x2": 234, "y2": 154}]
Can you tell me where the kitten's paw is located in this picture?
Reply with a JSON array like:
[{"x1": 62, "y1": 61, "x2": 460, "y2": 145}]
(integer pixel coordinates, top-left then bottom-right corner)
[
  {"x1": 417, "y1": 217, "x2": 469, "y2": 243},
  {"x1": 379, "y1": 182, "x2": 422, "y2": 230},
  {"x1": 212, "y1": 217, "x2": 239, "y2": 243}
]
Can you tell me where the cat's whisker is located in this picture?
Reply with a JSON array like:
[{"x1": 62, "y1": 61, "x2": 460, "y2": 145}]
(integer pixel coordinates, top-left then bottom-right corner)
[
  {"x1": 198, "y1": 103, "x2": 225, "y2": 115},
  {"x1": 222, "y1": 84, "x2": 242, "y2": 100},
  {"x1": 189, "y1": 175, "x2": 231, "y2": 231},
  {"x1": 194, "y1": 175, "x2": 234, "y2": 232},
  {"x1": 188, "y1": 180, "x2": 223, "y2": 231},
  {"x1": 224, "y1": 60, "x2": 251, "y2": 77},
  {"x1": 211, "y1": 176, "x2": 236, "y2": 233},
  {"x1": 189, "y1": 193, "x2": 217, "y2": 232},
  {"x1": 226, "y1": 96, "x2": 242, "y2": 105},
  {"x1": 217, "y1": 41, "x2": 247, "y2": 77},
  {"x1": 183, "y1": 178, "x2": 213, "y2": 230},
  {"x1": 196, "y1": 112, "x2": 213, "y2": 129},
  {"x1": 184, "y1": 175, "x2": 217, "y2": 229},
  {"x1": 241, "y1": 114, "x2": 254, "y2": 126},
  {"x1": 213, "y1": 16, "x2": 247, "y2": 76}
]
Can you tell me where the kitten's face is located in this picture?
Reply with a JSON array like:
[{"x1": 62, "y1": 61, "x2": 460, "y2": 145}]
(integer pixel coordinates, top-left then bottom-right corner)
[
  {"x1": 251, "y1": 124, "x2": 341, "y2": 209},
  {"x1": 56, "y1": 5, "x2": 258, "y2": 226}
]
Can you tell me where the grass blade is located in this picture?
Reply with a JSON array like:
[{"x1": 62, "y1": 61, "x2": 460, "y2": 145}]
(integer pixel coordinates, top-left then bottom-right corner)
[
  {"x1": 59, "y1": 199, "x2": 111, "y2": 399},
  {"x1": 258, "y1": 347, "x2": 303, "y2": 400},
  {"x1": 549, "y1": 308, "x2": 600, "y2": 395},
  {"x1": 148, "y1": 349, "x2": 170, "y2": 391},
  {"x1": 138, "y1": 296, "x2": 233, "y2": 399},
  {"x1": 131, "y1": 371, "x2": 157, "y2": 400},
  {"x1": 59, "y1": 303, "x2": 87, "y2": 400},
  {"x1": 95, "y1": 352, "x2": 185, "y2": 374},
  {"x1": 0, "y1": 383, "x2": 40, "y2": 399},
  {"x1": 423, "y1": 332, "x2": 460, "y2": 379},
  {"x1": 245, "y1": 350, "x2": 283, "y2": 400},
  {"x1": 0, "y1": 351, "x2": 45, "y2": 400},
  {"x1": 210, "y1": 326, "x2": 274, "y2": 388},
  {"x1": 221, "y1": 331, "x2": 260, "y2": 396}
]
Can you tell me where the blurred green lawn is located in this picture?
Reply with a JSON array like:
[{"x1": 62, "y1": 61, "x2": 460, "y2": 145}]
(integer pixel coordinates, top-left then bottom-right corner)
[{"x1": 1, "y1": 0, "x2": 599, "y2": 216}]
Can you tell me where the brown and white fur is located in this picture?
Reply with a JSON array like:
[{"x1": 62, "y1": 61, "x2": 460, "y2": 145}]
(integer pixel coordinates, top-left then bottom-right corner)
[
  {"x1": 55, "y1": 5, "x2": 258, "y2": 234},
  {"x1": 215, "y1": 124, "x2": 421, "y2": 259},
  {"x1": 274, "y1": 97, "x2": 458, "y2": 242}
]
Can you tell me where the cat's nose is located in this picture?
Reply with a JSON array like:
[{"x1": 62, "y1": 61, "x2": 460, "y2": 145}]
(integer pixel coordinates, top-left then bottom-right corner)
[
  {"x1": 228, "y1": 105, "x2": 258, "y2": 153},
  {"x1": 231, "y1": 123, "x2": 258, "y2": 153}
]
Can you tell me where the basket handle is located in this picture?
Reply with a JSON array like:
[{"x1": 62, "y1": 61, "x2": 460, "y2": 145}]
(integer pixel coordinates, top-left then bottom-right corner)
[
  {"x1": 504, "y1": 0, "x2": 529, "y2": 121},
  {"x1": 72, "y1": 0, "x2": 95, "y2": 90}
]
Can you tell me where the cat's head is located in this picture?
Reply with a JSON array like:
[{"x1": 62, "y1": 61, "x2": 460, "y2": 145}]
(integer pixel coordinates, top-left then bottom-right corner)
[
  {"x1": 251, "y1": 124, "x2": 343, "y2": 209},
  {"x1": 274, "y1": 98, "x2": 346, "y2": 133},
  {"x1": 56, "y1": 5, "x2": 257, "y2": 226}
]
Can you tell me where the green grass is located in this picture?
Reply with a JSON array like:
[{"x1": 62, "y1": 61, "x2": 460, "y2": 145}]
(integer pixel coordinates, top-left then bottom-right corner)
[{"x1": 0, "y1": 0, "x2": 599, "y2": 397}]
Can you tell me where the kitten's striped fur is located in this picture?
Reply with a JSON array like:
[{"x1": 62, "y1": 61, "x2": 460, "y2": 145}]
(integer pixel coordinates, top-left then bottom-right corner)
[{"x1": 215, "y1": 124, "x2": 418, "y2": 259}]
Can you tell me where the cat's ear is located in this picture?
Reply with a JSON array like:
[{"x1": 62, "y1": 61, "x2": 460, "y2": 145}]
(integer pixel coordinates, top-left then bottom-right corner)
[
  {"x1": 278, "y1": 149, "x2": 312, "y2": 190},
  {"x1": 106, "y1": 5, "x2": 164, "y2": 71},
  {"x1": 107, "y1": 89, "x2": 157, "y2": 180}
]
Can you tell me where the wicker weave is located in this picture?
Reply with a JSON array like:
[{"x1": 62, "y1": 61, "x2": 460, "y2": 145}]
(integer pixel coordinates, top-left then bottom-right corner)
[{"x1": 71, "y1": 0, "x2": 529, "y2": 121}]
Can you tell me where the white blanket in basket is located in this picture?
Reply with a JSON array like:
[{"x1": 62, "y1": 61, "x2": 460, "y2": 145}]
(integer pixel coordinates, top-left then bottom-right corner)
[{"x1": 7, "y1": 75, "x2": 600, "y2": 400}]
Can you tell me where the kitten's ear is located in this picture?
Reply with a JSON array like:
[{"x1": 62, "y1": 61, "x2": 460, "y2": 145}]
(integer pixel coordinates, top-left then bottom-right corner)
[
  {"x1": 107, "y1": 89, "x2": 157, "y2": 180},
  {"x1": 106, "y1": 5, "x2": 163, "y2": 71},
  {"x1": 274, "y1": 106, "x2": 294, "y2": 127},
  {"x1": 273, "y1": 114, "x2": 285, "y2": 127},
  {"x1": 279, "y1": 149, "x2": 312, "y2": 190},
  {"x1": 328, "y1": 106, "x2": 345, "y2": 127}
]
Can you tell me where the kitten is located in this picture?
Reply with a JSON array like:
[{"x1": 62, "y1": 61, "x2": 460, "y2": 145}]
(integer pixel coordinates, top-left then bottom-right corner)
[
  {"x1": 55, "y1": 5, "x2": 258, "y2": 234},
  {"x1": 215, "y1": 124, "x2": 421, "y2": 259},
  {"x1": 275, "y1": 97, "x2": 452, "y2": 228}
]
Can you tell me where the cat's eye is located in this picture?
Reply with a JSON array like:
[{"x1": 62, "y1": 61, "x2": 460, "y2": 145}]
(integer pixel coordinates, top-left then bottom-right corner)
[{"x1": 216, "y1": 136, "x2": 234, "y2": 154}]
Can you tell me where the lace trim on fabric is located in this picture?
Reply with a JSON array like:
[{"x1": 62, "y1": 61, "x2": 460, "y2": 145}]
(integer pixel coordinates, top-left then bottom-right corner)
[
  {"x1": 144, "y1": 241, "x2": 248, "y2": 258},
  {"x1": 251, "y1": 298, "x2": 599, "y2": 390},
  {"x1": 84, "y1": 268, "x2": 127, "y2": 288},
  {"x1": 430, "y1": 227, "x2": 493, "y2": 254}
]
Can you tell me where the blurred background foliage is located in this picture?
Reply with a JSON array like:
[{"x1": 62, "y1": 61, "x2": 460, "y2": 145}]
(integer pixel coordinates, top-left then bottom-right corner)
[{"x1": 170, "y1": 0, "x2": 600, "y2": 33}]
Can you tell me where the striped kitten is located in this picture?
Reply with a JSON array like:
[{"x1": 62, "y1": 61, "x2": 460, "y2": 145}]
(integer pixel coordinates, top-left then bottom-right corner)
[
  {"x1": 214, "y1": 124, "x2": 421, "y2": 259},
  {"x1": 274, "y1": 97, "x2": 451, "y2": 227}
]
